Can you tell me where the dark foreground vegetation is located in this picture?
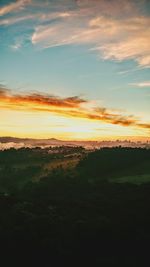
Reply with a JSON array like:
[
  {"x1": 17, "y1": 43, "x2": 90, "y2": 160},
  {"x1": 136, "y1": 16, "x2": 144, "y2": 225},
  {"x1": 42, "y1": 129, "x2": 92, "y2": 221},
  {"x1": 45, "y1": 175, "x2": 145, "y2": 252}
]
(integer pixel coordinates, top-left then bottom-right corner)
[{"x1": 0, "y1": 147, "x2": 150, "y2": 266}]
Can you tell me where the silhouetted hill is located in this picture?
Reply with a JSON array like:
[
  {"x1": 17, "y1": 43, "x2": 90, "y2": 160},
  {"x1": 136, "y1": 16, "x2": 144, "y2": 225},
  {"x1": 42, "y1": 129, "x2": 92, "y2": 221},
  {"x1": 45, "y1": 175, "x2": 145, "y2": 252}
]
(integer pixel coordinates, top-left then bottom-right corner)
[{"x1": 78, "y1": 147, "x2": 150, "y2": 181}]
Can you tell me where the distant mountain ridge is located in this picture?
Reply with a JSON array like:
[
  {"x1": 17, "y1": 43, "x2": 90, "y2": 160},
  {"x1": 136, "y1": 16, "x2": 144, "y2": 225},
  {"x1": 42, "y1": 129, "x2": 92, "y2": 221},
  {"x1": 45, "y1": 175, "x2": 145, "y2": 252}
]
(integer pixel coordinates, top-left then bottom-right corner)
[{"x1": 0, "y1": 137, "x2": 63, "y2": 144}]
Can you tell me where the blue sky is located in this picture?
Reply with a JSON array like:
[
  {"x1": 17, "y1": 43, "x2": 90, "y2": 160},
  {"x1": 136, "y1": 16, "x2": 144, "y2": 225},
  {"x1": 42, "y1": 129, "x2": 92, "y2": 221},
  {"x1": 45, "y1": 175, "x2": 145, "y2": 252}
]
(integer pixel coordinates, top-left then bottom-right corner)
[{"x1": 0, "y1": 0, "x2": 150, "y2": 140}]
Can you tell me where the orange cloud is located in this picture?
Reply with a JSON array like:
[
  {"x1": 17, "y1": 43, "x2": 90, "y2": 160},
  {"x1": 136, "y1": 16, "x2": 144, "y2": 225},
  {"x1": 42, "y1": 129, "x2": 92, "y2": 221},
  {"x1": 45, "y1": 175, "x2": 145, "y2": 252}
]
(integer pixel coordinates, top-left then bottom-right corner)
[
  {"x1": 0, "y1": 88, "x2": 150, "y2": 130},
  {"x1": 0, "y1": 89, "x2": 86, "y2": 112}
]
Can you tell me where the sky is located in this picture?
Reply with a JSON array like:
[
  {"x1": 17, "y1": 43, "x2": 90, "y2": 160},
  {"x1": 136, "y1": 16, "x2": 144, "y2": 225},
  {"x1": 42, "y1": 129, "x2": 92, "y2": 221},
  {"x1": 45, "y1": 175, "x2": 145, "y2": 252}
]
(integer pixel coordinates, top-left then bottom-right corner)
[{"x1": 0, "y1": 0, "x2": 150, "y2": 140}]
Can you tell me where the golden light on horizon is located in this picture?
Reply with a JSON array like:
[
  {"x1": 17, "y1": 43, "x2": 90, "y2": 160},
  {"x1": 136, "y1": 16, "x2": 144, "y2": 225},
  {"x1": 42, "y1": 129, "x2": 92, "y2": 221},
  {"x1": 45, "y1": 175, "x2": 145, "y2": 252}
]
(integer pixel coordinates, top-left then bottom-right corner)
[{"x1": 0, "y1": 108, "x2": 149, "y2": 141}]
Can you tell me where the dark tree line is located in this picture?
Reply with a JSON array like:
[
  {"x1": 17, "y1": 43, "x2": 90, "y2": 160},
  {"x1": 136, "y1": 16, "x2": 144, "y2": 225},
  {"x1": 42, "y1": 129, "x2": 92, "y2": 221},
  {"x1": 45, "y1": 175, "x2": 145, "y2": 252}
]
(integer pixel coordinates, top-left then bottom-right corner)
[{"x1": 0, "y1": 147, "x2": 150, "y2": 266}]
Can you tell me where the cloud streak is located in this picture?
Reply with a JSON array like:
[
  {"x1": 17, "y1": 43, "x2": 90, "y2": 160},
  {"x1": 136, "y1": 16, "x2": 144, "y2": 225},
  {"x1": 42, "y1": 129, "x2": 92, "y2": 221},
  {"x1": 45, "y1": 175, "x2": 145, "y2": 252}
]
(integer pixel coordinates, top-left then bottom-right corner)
[
  {"x1": 0, "y1": 88, "x2": 86, "y2": 108},
  {"x1": 0, "y1": 88, "x2": 150, "y2": 130},
  {"x1": 0, "y1": 0, "x2": 31, "y2": 16},
  {"x1": 131, "y1": 81, "x2": 150, "y2": 87}
]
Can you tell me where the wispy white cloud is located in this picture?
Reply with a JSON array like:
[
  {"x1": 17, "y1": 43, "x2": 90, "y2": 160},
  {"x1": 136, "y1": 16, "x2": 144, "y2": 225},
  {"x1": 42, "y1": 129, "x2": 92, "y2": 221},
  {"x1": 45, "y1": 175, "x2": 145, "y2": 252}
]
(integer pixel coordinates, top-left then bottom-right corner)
[
  {"x1": 30, "y1": 0, "x2": 150, "y2": 67},
  {"x1": 10, "y1": 42, "x2": 22, "y2": 51},
  {"x1": 31, "y1": 13, "x2": 150, "y2": 68},
  {"x1": 97, "y1": 23, "x2": 150, "y2": 68},
  {"x1": 130, "y1": 81, "x2": 150, "y2": 87},
  {"x1": 0, "y1": 10, "x2": 72, "y2": 26},
  {"x1": 0, "y1": 0, "x2": 31, "y2": 16},
  {"x1": 0, "y1": 14, "x2": 35, "y2": 26}
]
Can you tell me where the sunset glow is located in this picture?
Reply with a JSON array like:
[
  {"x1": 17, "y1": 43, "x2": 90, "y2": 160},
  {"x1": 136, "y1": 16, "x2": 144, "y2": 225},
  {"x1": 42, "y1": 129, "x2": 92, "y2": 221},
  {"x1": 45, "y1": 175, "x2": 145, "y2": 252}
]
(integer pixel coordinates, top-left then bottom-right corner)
[{"x1": 0, "y1": 0, "x2": 150, "y2": 141}]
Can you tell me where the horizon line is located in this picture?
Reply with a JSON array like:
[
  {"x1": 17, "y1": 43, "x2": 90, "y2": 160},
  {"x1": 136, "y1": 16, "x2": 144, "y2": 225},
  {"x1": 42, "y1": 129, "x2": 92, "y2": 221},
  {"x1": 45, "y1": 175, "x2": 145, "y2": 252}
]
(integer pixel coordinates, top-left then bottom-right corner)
[{"x1": 0, "y1": 135, "x2": 150, "y2": 142}]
